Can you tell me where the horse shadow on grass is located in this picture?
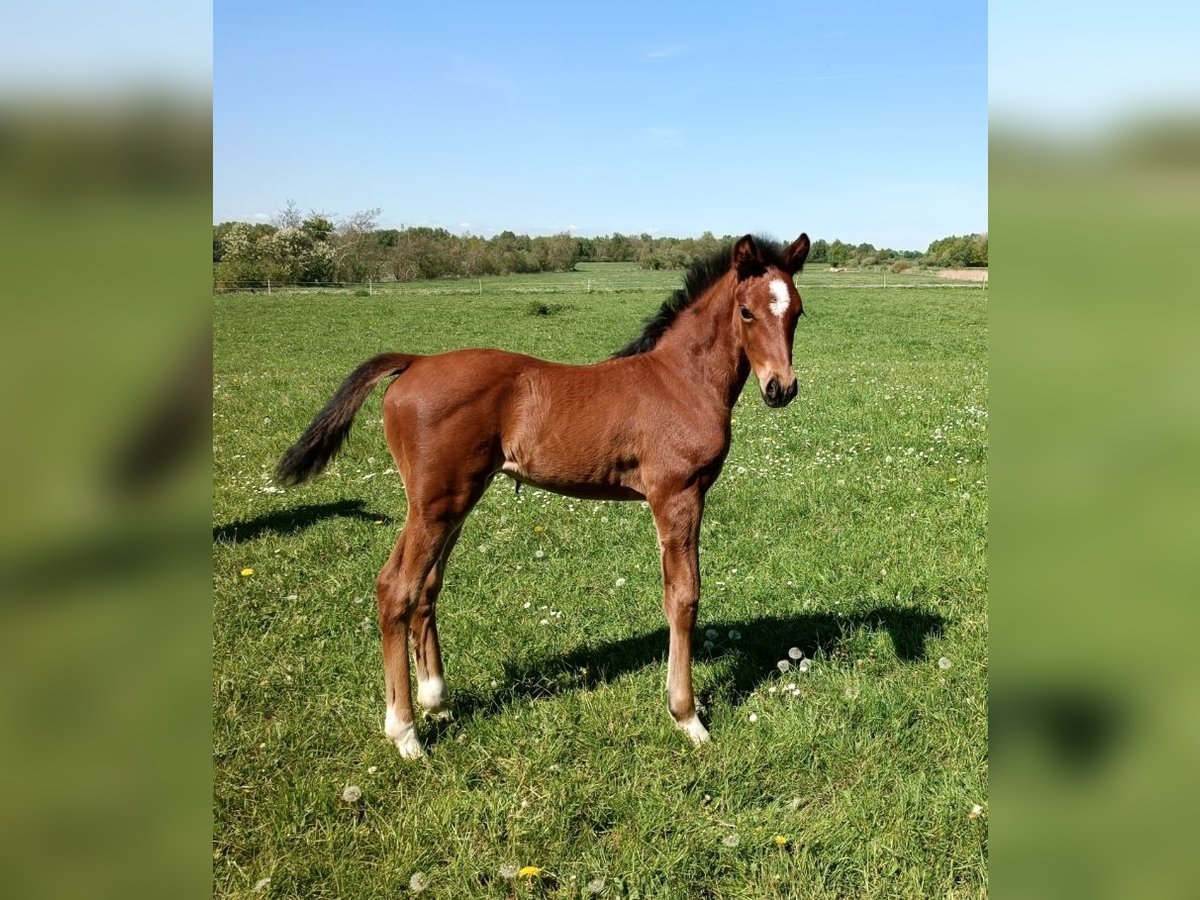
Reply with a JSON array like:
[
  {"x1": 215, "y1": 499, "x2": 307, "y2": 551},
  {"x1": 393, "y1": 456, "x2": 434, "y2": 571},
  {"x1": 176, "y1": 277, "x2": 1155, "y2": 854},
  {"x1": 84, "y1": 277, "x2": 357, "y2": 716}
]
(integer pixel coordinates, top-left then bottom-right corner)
[
  {"x1": 432, "y1": 606, "x2": 946, "y2": 741},
  {"x1": 212, "y1": 499, "x2": 393, "y2": 544}
]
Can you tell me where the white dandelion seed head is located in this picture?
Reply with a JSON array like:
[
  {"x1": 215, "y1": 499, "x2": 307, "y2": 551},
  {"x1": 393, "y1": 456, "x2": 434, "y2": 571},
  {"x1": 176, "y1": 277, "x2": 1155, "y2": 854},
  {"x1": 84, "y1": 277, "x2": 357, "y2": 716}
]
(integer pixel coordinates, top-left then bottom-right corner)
[
  {"x1": 523, "y1": 601, "x2": 531, "y2": 608},
  {"x1": 539, "y1": 618, "x2": 550, "y2": 625},
  {"x1": 534, "y1": 549, "x2": 545, "y2": 559},
  {"x1": 787, "y1": 647, "x2": 803, "y2": 660},
  {"x1": 938, "y1": 656, "x2": 952, "y2": 670},
  {"x1": 477, "y1": 544, "x2": 487, "y2": 553},
  {"x1": 615, "y1": 577, "x2": 626, "y2": 587},
  {"x1": 499, "y1": 863, "x2": 519, "y2": 879},
  {"x1": 728, "y1": 629, "x2": 742, "y2": 640},
  {"x1": 340, "y1": 785, "x2": 362, "y2": 803},
  {"x1": 705, "y1": 628, "x2": 718, "y2": 640},
  {"x1": 737, "y1": 466, "x2": 747, "y2": 474},
  {"x1": 797, "y1": 659, "x2": 811, "y2": 673},
  {"x1": 367, "y1": 765, "x2": 378, "y2": 774},
  {"x1": 723, "y1": 833, "x2": 740, "y2": 847},
  {"x1": 777, "y1": 659, "x2": 792, "y2": 673},
  {"x1": 786, "y1": 682, "x2": 796, "y2": 691},
  {"x1": 586, "y1": 877, "x2": 607, "y2": 894},
  {"x1": 844, "y1": 686, "x2": 860, "y2": 700},
  {"x1": 703, "y1": 640, "x2": 715, "y2": 650},
  {"x1": 748, "y1": 713, "x2": 758, "y2": 723},
  {"x1": 409, "y1": 871, "x2": 429, "y2": 892},
  {"x1": 253, "y1": 877, "x2": 271, "y2": 893}
]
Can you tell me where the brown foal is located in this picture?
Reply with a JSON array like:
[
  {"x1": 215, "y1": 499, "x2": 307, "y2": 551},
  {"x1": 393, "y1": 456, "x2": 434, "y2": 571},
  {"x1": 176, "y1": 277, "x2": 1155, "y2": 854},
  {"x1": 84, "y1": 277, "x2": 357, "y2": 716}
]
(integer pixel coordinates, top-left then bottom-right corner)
[{"x1": 277, "y1": 233, "x2": 810, "y2": 757}]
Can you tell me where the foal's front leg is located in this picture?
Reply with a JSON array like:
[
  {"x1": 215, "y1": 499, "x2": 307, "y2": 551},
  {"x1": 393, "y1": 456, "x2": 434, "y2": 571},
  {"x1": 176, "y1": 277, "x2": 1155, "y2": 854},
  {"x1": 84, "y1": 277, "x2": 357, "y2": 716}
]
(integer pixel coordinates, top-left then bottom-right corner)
[{"x1": 651, "y1": 487, "x2": 709, "y2": 745}]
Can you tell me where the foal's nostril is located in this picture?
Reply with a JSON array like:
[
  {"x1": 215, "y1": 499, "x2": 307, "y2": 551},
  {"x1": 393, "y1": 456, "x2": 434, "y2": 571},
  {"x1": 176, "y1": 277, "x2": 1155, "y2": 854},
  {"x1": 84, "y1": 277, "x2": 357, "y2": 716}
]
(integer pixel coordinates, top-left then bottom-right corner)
[
  {"x1": 785, "y1": 381, "x2": 798, "y2": 402},
  {"x1": 765, "y1": 378, "x2": 780, "y2": 402}
]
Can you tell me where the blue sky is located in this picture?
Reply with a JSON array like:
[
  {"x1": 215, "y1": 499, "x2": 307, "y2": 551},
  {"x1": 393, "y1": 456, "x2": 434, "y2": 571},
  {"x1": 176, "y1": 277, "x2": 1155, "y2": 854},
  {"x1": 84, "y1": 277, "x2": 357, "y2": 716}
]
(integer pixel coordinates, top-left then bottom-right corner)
[{"x1": 215, "y1": 1, "x2": 986, "y2": 251}]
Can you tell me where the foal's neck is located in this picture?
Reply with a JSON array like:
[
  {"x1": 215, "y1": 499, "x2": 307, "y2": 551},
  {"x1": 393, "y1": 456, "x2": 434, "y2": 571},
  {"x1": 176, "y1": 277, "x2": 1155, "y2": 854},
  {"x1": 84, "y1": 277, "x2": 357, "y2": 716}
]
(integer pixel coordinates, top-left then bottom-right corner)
[{"x1": 653, "y1": 273, "x2": 749, "y2": 411}]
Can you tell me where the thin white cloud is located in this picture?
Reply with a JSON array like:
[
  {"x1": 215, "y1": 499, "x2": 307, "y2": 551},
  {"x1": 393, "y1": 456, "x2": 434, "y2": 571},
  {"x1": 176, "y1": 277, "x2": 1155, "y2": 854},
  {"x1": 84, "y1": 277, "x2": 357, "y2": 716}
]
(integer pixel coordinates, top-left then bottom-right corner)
[
  {"x1": 642, "y1": 41, "x2": 688, "y2": 62},
  {"x1": 644, "y1": 126, "x2": 684, "y2": 147}
]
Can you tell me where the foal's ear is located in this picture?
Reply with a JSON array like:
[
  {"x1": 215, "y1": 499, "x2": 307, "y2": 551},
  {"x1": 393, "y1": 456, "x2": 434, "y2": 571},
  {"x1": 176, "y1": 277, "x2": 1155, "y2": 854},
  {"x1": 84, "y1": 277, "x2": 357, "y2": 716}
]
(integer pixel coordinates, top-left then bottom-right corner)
[
  {"x1": 783, "y1": 233, "x2": 811, "y2": 274},
  {"x1": 732, "y1": 234, "x2": 762, "y2": 277}
]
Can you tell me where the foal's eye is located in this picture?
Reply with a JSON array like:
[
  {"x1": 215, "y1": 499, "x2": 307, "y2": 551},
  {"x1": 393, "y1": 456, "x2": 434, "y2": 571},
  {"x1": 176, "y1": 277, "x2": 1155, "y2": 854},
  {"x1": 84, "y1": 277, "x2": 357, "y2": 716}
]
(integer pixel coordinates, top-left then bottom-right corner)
[{"x1": 739, "y1": 306, "x2": 754, "y2": 322}]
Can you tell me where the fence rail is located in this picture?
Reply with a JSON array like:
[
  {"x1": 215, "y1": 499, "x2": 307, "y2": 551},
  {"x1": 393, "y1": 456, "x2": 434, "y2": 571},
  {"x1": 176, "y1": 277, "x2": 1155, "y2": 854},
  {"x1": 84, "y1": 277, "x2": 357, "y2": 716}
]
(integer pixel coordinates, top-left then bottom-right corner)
[{"x1": 213, "y1": 274, "x2": 989, "y2": 296}]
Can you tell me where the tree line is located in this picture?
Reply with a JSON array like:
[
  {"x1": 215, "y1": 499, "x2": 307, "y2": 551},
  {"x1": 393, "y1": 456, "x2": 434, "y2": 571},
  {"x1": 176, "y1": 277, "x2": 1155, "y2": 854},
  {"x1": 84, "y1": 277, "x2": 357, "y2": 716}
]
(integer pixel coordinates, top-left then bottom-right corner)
[{"x1": 213, "y1": 202, "x2": 986, "y2": 288}]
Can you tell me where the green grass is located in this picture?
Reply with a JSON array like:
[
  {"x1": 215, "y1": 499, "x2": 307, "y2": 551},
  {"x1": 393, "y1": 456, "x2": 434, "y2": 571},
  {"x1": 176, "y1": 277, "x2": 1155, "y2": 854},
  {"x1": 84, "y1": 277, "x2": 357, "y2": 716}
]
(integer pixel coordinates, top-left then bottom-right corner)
[{"x1": 213, "y1": 265, "x2": 988, "y2": 898}]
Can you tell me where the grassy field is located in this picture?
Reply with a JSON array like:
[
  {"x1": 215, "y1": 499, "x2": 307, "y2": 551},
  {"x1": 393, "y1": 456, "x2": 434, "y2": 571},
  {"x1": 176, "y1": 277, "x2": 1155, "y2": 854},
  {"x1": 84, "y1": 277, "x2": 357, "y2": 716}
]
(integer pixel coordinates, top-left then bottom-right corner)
[{"x1": 213, "y1": 264, "x2": 988, "y2": 898}]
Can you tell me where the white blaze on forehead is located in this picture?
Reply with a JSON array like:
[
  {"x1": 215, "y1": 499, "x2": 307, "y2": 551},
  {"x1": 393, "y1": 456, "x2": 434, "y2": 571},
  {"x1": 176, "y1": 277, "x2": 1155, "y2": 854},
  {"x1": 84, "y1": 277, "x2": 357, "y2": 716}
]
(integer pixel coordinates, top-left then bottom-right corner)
[{"x1": 768, "y1": 279, "x2": 791, "y2": 319}]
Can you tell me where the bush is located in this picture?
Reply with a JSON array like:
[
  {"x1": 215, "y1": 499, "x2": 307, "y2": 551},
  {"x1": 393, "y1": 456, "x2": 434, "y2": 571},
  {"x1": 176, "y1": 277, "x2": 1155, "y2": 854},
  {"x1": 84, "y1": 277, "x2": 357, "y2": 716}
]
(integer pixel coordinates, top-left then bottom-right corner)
[{"x1": 891, "y1": 260, "x2": 912, "y2": 274}]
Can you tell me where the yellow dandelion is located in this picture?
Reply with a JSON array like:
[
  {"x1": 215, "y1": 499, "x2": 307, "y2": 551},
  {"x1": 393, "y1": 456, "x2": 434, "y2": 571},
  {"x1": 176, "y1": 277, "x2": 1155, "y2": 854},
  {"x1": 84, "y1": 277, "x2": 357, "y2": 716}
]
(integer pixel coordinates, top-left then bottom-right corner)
[
  {"x1": 948, "y1": 476, "x2": 958, "y2": 483},
  {"x1": 773, "y1": 834, "x2": 790, "y2": 848},
  {"x1": 533, "y1": 525, "x2": 545, "y2": 533},
  {"x1": 517, "y1": 865, "x2": 544, "y2": 878},
  {"x1": 240, "y1": 567, "x2": 254, "y2": 577}
]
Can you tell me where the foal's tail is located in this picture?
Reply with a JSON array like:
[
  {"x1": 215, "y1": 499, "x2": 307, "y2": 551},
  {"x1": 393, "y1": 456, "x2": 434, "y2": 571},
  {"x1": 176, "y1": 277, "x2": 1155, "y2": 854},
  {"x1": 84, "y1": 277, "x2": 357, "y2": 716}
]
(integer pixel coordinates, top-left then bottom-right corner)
[{"x1": 276, "y1": 352, "x2": 417, "y2": 486}]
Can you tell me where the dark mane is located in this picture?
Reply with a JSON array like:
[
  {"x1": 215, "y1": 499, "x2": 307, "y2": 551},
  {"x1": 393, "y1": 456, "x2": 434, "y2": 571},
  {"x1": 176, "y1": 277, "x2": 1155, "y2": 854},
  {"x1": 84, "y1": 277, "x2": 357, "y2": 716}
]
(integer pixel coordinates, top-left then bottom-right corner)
[{"x1": 611, "y1": 236, "x2": 788, "y2": 358}]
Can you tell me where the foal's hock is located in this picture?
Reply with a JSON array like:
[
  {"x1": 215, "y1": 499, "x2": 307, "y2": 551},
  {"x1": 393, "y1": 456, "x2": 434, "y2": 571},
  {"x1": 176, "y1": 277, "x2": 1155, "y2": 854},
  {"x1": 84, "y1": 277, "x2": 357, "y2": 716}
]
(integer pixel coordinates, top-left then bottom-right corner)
[{"x1": 277, "y1": 233, "x2": 810, "y2": 757}]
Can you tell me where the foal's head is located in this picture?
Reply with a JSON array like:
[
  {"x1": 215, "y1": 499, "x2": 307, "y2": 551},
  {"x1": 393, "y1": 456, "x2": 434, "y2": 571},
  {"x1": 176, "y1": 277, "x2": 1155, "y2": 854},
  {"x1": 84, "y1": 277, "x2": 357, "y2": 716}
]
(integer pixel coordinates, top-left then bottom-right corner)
[{"x1": 730, "y1": 233, "x2": 810, "y2": 407}]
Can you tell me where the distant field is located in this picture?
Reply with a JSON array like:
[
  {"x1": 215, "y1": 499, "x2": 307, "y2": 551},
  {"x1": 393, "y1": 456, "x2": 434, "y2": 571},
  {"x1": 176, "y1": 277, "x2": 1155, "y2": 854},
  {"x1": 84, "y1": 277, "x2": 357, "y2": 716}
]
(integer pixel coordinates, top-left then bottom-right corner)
[
  {"x1": 222, "y1": 261, "x2": 982, "y2": 297},
  {"x1": 213, "y1": 264, "x2": 988, "y2": 898}
]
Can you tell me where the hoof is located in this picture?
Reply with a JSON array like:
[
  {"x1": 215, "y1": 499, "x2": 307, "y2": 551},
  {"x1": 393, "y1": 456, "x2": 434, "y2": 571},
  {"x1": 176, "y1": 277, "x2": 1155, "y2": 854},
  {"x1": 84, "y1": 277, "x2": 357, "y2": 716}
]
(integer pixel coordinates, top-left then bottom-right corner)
[
  {"x1": 676, "y1": 715, "x2": 711, "y2": 746},
  {"x1": 384, "y1": 709, "x2": 425, "y2": 759},
  {"x1": 393, "y1": 731, "x2": 426, "y2": 759}
]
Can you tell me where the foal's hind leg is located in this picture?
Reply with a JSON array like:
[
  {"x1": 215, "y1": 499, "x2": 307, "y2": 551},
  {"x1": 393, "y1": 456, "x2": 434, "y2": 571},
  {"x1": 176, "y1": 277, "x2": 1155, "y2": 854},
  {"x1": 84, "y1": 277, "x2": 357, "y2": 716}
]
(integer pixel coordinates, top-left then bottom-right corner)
[
  {"x1": 650, "y1": 485, "x2": 709, "y2": 745},
  {"x1": 377, "y1": 473, "x2": 488, "y2": 757},
  {"x1": 409, "y1": 525, "x2": 463, "y2": 720},
  {"x1": 376, "y1": 518, "x2": 449, "y2": 758}
]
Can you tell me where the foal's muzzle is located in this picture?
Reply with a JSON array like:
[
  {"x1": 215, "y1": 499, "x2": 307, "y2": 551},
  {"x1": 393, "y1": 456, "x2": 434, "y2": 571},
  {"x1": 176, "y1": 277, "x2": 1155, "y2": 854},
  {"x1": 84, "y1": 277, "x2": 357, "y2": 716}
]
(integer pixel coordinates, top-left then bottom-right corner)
[{"x1": 763, "y1": 376, "x2": 798, "y2": 408}]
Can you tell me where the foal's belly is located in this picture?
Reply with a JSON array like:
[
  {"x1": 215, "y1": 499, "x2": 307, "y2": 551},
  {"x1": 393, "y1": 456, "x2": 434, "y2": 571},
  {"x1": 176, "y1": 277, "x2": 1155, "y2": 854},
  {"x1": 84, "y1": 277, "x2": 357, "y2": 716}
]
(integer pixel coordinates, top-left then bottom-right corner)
[{"x1": 499, "y1": 460, "x2": 645, "y2": 501}]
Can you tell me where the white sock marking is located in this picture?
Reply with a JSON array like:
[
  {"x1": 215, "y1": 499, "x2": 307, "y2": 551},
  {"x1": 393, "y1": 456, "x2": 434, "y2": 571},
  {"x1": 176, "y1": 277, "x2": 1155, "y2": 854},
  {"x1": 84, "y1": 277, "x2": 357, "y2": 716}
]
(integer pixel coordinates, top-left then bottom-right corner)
[
  {"x1": 676, "y1": 715, "x2": 711, "y2": 745},
  {"x1": 417, "y1": 676, "x2": 446, "y2": 712},
  {"x1": 384, "y1": 706, "x2": 424, "y2": 758},
  {"x1": 769, "y1": 279, "x2": 791, "y2": 319}
]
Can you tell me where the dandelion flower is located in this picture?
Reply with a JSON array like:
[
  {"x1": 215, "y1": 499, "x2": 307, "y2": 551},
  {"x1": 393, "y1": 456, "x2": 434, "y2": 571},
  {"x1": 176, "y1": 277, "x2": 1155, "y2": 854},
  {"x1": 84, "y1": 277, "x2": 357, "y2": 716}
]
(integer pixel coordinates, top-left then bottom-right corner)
[
  {"x1": 797, "y1": 659, "x2": 811, "y2": 673},
  {"x1": 367, "y1": 765, "x2": 378, "y2": 774},
  {"x1": 703, "y1": 640, "x2": 715, "y2": 650},
  {"x1": 748, "y1": 713, "x2": 758, "y2": 723},
  {"x1": 728, "y1": 629, "x2": 742, "y2": 640},
  {"x1": 773, "y1": 834, "x2": 790, "y2": 848},
  {"x1": 409, "y1": 871, "x2": 429, "y2": 892},
  {"x1": 253, "y1": 877, "x2": 271, "y2": 892},
  {"x1": 477, "y1": 544, "x2": 487, "y2": 554},
  {"x1": 533, "y1": 525, "x2": 545, "y2": 533},
  {"x1": 844, "y1": 686, "x2": 860, "y2": 700},
  {"x1": 787, "y1": 647, "x2": 803, "y2": 660},
  {"x1": 499, "y1": 863, "x2": 519, "y2": 879},
  {"x1": 540, "y1": 618, "x2": 550, "y2": 626},
  {"x1": 938, "y1": 656, "x2": 952, "y2": 670},
  {"x1": 969, "y1": 804, "x2": 984, "y2": 820},
  {"x1": 705, "y1": 629, "x2": 718, "y2": 640},
  {"x1": 786, "y1": 682, "x2": 796, "y2": 691},
  {"x1": 722, "y1": 833, "x2": 740, "y2": 847},
  {"x1": 948, "y1": 476, "x2": 958, "y2": 483},
  {"x1": 340, "y1": 785, "x2": 362, "y2": 803},
  {"x1": 777, "y1": 660, "x2": 791, "y2": 673},
  {"x1": 534, "y1": 549, "x2": 545, "y2": 559},
  {"x1": 615, "y1": 577, "x2": 626, "y2": 587},
  {"x1": 586, "y1": 877, "x2": 606, "y2": 894},
  {"x1": 517, "y1": 866, "x2": 544, "y2": 879},
  {"x1": 240, "y1": 567, "x2": 254, "y2": 577},
  {"x1": 737, "y1": 466, "x2": 747, "y2": 475},
  {"x1": 523, "y1": 601, "x2": 531, "y2": 608}
]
